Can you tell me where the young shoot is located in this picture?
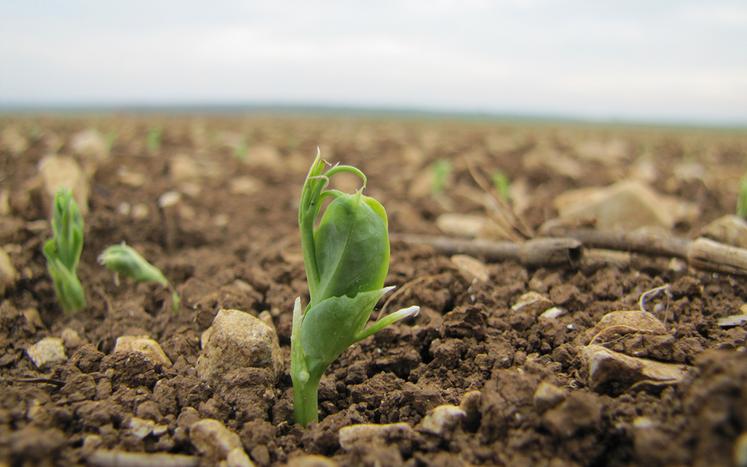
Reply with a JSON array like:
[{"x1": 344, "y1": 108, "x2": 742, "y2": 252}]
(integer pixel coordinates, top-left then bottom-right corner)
[
  {"x1": 430, "y1": 159, "x2": 452, "y2": 196},
  {"x1": 492, "y1": 170, "x2": 511, "y2": 202},
  {"x1": 291, "y1": 151, "x2": 420, "y2": 427},
  {"x1": 738, "y1": 176, "x2": 747, "y2": 220},
  {"x1": 98, "y1": 243, "x2": 180, "y2": 311},
  {"x1": 43, "y1": 189, "x2": 86, "y2": 314},
  {"x1": 146, "y1": 127, "x2": 162, "y2": 154}
]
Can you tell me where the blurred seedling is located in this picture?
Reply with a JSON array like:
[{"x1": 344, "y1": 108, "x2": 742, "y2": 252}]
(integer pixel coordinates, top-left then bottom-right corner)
[
  {"x1": 146, "y1": 127, "x2": 162, "y2": 153},
  {"x1": 738, "y1": 176, "x2": 747, "y2": 220},
  {"x1": 98, "y1": 243, "x2": 180, "y2": 311},
  {"x1": 43, "y1": 189, "x2": 86, "y2": 314},
  {"x1": 430, "y1": 159, "x2": 452, "y2": 196},
  {"x1": 233, "y1": 138, "x2": 249, "y2": 161},
  {"x1": 105, "y1": 130, "x2": 118, "y2": 152},
  {"x1": 492, "y1": 170, "x2": 511, "y2": 202}
]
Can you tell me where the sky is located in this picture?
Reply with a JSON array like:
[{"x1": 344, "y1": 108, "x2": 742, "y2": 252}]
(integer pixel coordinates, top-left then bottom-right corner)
[{"x1": 1, "y1": 0, "x2": 746, "y2": 124}]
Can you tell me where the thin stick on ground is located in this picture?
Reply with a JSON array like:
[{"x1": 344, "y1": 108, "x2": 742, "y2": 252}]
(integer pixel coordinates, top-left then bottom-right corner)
[{"x1": 394, "y1": 230, "x2": 747, "y2": 276}]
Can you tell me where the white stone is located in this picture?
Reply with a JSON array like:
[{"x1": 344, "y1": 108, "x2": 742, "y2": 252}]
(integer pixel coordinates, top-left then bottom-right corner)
[
  {"x1": 128, "y1": 417, "x2": 168, "y2": 440},
  {"x1": 196, "y1": 309, "x2": 281, "y2": 383},
  {"x1": 158, "y1": 191, "x2": 182, "y2": 208},
  {"x1": 229, "y1": 176, "x2": 260, "y2": 196},
  {"x1": 718, "y1": 314, "x2": 747, "y2": 328},
  {"x1": 539, "y1": 306, "x2": 567, "y2": 320},
  {"x1": 582, "y1": 310, "x2": 667, "y2": 345},
  {"x1": 60, "y1": 328, "x2": 82, "y2": 349},
  {"x1": 38, "y1": 155, "x2": 90, "y2": 214},
  {"x1": 26, "y1": 337, "x2": 66, "y2": 368},
  {"x1": 70, "y1": 129, "x2": 110, "y2": 165},
  {"x1": 0, "y1": 248, "x2": 17, "y2": 295},
  {"x1": 113, "y1": 336, "x2": 172, "y2": 367},
  {"x1": 132, "y1": 203, "x2": 149, "y2": 220},
  {"x1": 1, "y1": 126, "x2": 28, "y2": 155},
  {"x1": 338, "y1": 423, "x2": 413, "y2": 450},
  {"x1": 225, "y1": 448, "x2": 255, "y2": 467},
  {"x1": 450, "y1": 255, "x2": 489, "y2": 283},
  {"x1": 582, "y1": 344, "x2": 689, "y2": 392},
  {"x1": 554, "y1": 180, "x2": 697, "y2": 230},
  {"x1": 418, "y1": 404, "x2": 466, "y2": 436},
  {"x1": 436, "y1": 213, "x2": 487, "y2": 238},
  {"x1": 701, "y1": 215, "x2": 747, "y2": 249},
  {"x1": 512, "y1": 292, "x2": 554, "y2": 316},
  {"x1": 190, "y1": 419, "x2": 246, "y2": 462},
  {"x1": 286, "y1": 455, "x2": 339, "y2": 467},
  {"x1": 117, "y1": 168, "x2": 146, "y2": 187},
  {"x1": 533, "y1": 381, "x2": 567, "y2": 412}
]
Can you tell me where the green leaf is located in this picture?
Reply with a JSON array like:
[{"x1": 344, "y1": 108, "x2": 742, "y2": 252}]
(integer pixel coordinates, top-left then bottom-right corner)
[
  {"x1": 313, "y1": 193, "x2": 389, "y2": 303},
  {"x1": 98, "y1": 243, "x2": 168, "y2": 286},
  {"x1": 44, "y1": 244, "x2": 86, "y2": 313},
  {"x1": 44, "y1": 189, "x2": 86, "y2": 314},
  {"x1": 300, "y1": 287, "x2": 392, "y2": 375}
]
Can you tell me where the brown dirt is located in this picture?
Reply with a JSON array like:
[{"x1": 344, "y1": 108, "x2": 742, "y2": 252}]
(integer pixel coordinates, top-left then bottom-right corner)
[{"x1": 1, "y1": 115, "x2": 747, "y2": 466}]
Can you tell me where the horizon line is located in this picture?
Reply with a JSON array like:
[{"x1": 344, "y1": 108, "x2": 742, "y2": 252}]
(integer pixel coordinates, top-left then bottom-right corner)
[{"x1": 1, "y1": 101, "x2": 745, "y2": 131}]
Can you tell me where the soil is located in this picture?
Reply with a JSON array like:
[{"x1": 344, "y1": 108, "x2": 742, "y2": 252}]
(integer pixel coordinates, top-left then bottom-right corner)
[{"x1": 1, "y1": 115, "x2": 747, "y2": 466}]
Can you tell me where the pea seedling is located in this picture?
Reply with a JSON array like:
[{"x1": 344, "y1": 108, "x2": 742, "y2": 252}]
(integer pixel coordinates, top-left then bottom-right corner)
[
  {"x1": 98, "y1": 243, "x2": 180, "y2": 311},
  {"x1": 146, "y1": 127, "x2": 162, "y2": 154},
  {"x1": 43, "y1": 189, "x2": 86, "y2": 313},
  {"x1": 430, "y1": 159, "x2": 452, "y2": 195},
  {"x1": 737, "y1": 176, "x2": 747, "y2": 220},
  {"x1": 492, "y1": 170, "x2": 511, "y2": 202},
  {"x1": 291, "y1": 152, "x2": 419, "y2": 426}
]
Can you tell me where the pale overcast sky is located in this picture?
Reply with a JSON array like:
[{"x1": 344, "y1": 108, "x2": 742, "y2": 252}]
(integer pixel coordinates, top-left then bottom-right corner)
[{"x1": 1, "y1": 0, "x2": 746, "y2": 124}]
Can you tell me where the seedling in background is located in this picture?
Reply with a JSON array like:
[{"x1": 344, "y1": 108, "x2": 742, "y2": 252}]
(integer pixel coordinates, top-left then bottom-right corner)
[
  {"x1": 291, "y1": 152, "x2": 420, "y2": 426},
  {"x1": 430, "y1": 159, "x2": 452, "y2": 195},
  {"x1": 105, "y1": 130, "x2": 118, "y2": 152},
  {"x1": 146, "y1": 127, "x2": 162, "y2": 153},
  {"x1": 492, "y1": 170, "x2": 511, "y2": 202},
  {"x1": 738, "y1": 176, "x2": 747, "y2": 220},
  {"x1": 233, "y1": 139, "x2": 249, "y2": 161},
  {"x1": 98, "y1": 243, "x2": 180, "y2": 311},
  {"x1": 43, "y1": 189, "x2": 86, "y2": 314}
]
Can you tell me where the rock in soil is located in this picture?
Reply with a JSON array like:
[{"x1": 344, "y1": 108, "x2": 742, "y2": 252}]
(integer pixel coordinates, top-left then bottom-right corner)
[
  {"x1": 196, "y1": 308, "x2": 282, "y2": 384},
  {"x1": 533, "y1": 381, "x2": 568, "y2": 412},
  {"x1": 38, "y1": 154, "x2": 90, "y2": 213},
  {"x1": 0, "y1": 247, "x2": 17, "y2": 295},
  {"x1": 417, "y1": 404, "x2": 466, "y2": 437},
  {"x1": 450, "y1": 254, "x2": 489, "y2": 283},
  {"x1": 190, "y1": 418, "x2": 253, "y2": 466},
  {"x1": 26, "y1": 337, "x2": 66, "y2": 368},
  {"x1": 511, "y1": 291, "x2": 554, "y2": 316},
  {"x1": 582, "y1": 344, "x2": 689, "y2": 393},
  {"x1": 553, "y1": 180, "x2": 696, "y2": 230},
  {"x1": 286, "y1": 454, "x2": 339, "y2": 467},
  {"x1": 700, "y1": 214, "x2": 747, "y2": 249},
  {"x1": 338, "y1": 423, "x2": 414, "y2": 451},
  {"x1": 581, "y1": 309, "x2": 668, "y2": 344},
  {"x1": 113, "y1": 335, "x2": 172, "y2": 367}
]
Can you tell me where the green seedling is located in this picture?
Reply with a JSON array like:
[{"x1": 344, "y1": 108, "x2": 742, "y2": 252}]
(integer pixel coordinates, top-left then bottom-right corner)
[
  {"x1": 291, "y1": 152, "x2": 420, "y2": 426},
  {"x1": 146, "y1": 127, "x2": 162, "y2": 153},
  {"x1": 233, "y1": 139, "x2": 249, "y2": 161},
  {"x1": 98, "y1": 243, "x2": 180, "y2": 311},
  {"x1": 738, "y1": 176, "x2": 747, "y2": 220},
  {"x1": 43, "y1": 189, "x2": 86, "y2": 313},
  {"x1": 492, "y1": 170, "x2": 511, "y2": 202},
  {"x1": 430, "y1": 159, "x2": 452, "y2": 195},
  {"x1": 105, "y1": 130, "x2": 118, "y2": 152}
]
